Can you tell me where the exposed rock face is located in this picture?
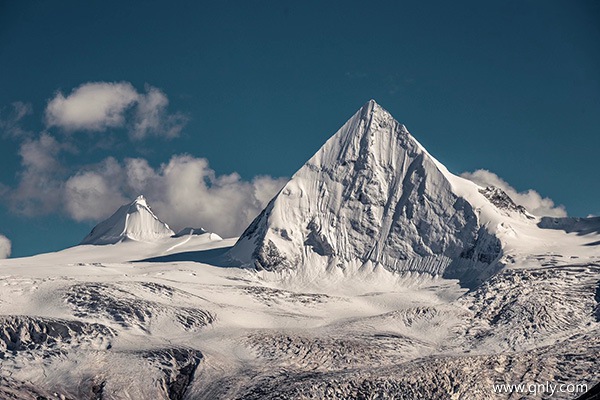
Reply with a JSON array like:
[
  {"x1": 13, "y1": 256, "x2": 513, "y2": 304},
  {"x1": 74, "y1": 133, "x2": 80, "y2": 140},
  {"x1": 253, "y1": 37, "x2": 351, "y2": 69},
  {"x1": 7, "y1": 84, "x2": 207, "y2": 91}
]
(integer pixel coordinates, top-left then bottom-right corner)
[
  {"x1": 479, "y1": 186, "x2": 533, "y2": 218},
  {"x1": 0, "y1": 315, "x2": 115, "y2": 354},
  {"x1": 229, "y1": 100, "x2": 501, "y2": 279}
]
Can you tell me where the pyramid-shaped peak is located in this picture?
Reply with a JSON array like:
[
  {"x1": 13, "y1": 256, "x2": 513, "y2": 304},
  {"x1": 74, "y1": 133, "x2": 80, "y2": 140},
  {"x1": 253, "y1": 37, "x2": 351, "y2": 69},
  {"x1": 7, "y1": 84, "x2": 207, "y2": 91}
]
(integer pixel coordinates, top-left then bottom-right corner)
[
  {"x1": 80, "y1": 195, "x2": 174, "y2": 245},
  {"x1": 229, "y1": 101, "x2": 502, "y2": 286}
]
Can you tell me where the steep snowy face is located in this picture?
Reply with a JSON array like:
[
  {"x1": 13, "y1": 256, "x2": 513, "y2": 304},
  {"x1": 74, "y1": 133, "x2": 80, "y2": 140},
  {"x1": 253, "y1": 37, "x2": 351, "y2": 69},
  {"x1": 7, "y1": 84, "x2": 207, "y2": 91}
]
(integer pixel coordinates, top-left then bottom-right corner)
[
  {"x1": 81, "y1": 195, "x2": 175, "y2": 245},
  {"x1": 229, "y1": 100, "x2": 499, "y2": 279}
]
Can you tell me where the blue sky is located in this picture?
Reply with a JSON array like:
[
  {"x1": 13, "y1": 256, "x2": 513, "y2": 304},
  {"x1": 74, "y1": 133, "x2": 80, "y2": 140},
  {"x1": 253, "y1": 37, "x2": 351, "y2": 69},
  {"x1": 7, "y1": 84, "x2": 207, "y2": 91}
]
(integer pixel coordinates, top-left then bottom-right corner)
[{"x1": 0, "y1": 0, "x2": 599, "y2": 257}]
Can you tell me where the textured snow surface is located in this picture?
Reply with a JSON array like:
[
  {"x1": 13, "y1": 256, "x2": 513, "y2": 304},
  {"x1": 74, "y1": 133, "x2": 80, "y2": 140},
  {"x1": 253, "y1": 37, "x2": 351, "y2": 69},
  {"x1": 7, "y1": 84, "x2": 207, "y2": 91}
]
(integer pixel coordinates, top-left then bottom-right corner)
[
  {"x1": 0, "y1": 100, "x2": 598, "y2": 399},
  {"x1": 0, "y1": 235, "x2": 598, "y2": 399},
  {"x1": 81, "y1": 195, "x2": 175, "y2": 245}
]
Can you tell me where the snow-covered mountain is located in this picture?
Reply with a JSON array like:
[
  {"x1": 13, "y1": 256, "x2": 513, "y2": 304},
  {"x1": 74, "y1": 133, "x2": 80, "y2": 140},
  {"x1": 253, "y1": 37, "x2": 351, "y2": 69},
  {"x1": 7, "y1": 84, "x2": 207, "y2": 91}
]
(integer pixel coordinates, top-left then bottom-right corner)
[
  {"x1": 81, "y1": 195, "x2": 175, "y2": 245},
  {"x1": 229, "y1": 100, "x2": 518, "y2": 287},
  {"x1": 0, "y1": 101, "x2": 598, "y2": 399}
]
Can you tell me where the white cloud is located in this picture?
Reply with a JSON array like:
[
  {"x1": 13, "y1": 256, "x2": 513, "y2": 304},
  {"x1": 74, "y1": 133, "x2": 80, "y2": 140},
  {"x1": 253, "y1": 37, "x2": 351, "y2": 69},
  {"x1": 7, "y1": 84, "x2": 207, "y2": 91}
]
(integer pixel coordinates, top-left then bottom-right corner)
[
  {"x1": 3, "y1": 82, "x2": 278, "y2": 238},
  {"x1": 9, "y1": 133, "x2": 66, "y2": 216},
  {"x1": 64, "y1": 157, "x2": 128, "y2": 221},
  {"x1": 19, "y1": 132, "x2": 63, "y2": 171},
  {"x1": 149, "y1": 156, "x2": 287, "y2": 237},
  {"x1": 61, "y1": 155, "x2": 287, "y2": 237},
  {"x1": 3, "y1": 126, "x2": 285, "y2": 235},
  {"x1": 0, "y1": 234, "x2": 11, "y2": 259},
  {"x1": 44, "y1": 82, "x2": 187, "y2": 139},
  {"x1": 131, "y1": 85, "x2": 188, "y2": 140},
  {"x1": 125, "y1": 157, "x2": 156, "y2": 193},
  {"x1": 461, "y1": 169, "x2": 567, "y2": 217},
  {"x1": 45, "y1": 82, "x2": 139, "y2": 132}
]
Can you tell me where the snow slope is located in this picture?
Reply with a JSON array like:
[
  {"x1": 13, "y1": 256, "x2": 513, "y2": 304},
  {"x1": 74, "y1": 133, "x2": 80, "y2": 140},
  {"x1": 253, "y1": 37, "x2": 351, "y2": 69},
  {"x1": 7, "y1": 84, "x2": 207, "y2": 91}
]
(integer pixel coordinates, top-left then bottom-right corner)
[
  {"x1": 81, "y1": 195, "x2": 175, "y2": 245},
  {"x1": 0, "y1": 227, "x2": 597, "y2": 399}
]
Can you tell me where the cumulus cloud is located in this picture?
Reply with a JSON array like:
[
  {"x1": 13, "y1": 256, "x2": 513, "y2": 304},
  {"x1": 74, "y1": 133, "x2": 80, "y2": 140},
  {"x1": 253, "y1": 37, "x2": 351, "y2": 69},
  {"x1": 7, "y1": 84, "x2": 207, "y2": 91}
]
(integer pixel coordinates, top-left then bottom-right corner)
[
  {"x1": 64, "y1": 157, "x2": 129, "y2": 221},
  {"x1": 150, "y1": 156, "x2": 287, "y2": 236},
  {"x1": 45, "y1": 82, "x2": 138, "y2": 132},
  {"x1": 0, "y1": 234, "x2": 11, "y2": 259},
  {"x1": 8, "y1": 133, "x2": 67, "y2": 216},
  {"x1": 131, "y1": 85, "x2": 188, "y2": 140},
  {"x1": 61, "y1": 155, "x2": 287, "y2": 237},
  {"x1": 3, "y1": 81, "x2": 284, "y2": 239},
  {"x1": 461, "y1": 169, "x2": 567, "y2": 217},
  {"x1": 45, "y1": 82, "x2": 187, "y2": 139}
]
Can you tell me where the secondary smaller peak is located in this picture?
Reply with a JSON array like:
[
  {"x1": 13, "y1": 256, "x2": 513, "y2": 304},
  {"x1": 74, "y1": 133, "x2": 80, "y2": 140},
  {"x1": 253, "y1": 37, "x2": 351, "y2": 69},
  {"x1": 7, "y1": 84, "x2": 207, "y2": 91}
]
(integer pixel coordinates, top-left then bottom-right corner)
[{"x1": 80, "y1": 195, "x2": 174, "y2": 245}]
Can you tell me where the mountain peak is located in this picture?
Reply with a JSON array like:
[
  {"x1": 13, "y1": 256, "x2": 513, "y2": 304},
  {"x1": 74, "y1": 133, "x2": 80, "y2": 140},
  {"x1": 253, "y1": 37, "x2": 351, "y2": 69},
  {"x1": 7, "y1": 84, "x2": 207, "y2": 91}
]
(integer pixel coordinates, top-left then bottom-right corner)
[
  {"x1": 81, "y1": 195, "x2": 174, "y2": 245},
  {"x1": 228, "y1": 101, "x2": 502, "y2": 286}
]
